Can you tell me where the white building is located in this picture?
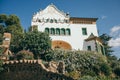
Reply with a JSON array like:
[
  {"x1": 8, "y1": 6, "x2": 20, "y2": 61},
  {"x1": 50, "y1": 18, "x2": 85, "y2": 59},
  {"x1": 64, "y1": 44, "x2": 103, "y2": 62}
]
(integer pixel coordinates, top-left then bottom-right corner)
[{"x1": 31, "y1": 4, "x2": 105, "y2": 55}]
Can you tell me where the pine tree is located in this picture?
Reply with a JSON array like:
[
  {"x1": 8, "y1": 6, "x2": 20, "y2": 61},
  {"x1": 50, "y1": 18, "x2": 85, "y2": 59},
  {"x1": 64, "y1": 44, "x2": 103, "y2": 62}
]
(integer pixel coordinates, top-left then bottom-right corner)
[{"x1": 99, "y1": 33, "x2": 113, "y2": 56}]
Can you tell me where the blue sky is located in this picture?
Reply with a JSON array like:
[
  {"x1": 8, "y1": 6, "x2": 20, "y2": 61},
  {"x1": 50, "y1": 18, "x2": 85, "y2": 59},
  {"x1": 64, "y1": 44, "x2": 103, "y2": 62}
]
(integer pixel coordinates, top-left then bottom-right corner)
[{"x1": 0, "y1": 0, "x2": 120, "y2": 58}]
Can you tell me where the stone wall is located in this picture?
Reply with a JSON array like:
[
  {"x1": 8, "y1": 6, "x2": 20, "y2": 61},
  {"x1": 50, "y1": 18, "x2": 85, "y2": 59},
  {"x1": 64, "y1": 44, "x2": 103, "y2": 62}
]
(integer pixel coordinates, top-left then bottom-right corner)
[{"x1": 0, "y1": 60, "x2": 73, "y2": 80}]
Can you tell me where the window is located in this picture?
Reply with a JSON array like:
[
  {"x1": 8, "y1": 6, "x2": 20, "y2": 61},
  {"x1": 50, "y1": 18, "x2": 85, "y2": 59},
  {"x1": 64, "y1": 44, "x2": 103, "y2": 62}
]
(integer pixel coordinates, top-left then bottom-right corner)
[
  {"x1": 46, "y1": 19, "x2": 49, "y2": 22},
  {"x1": 54, "y1": 19, "x2": 57, "y2": 23},
  {"x1": 44, "y1": 28, "x2": 71, "y2": 36},
  {"x1": 64, "y1": 19, "x2": 69, "y2": 23},
  {"x1": 82, "y1": 28, "x2": 87, "y2": 35},
  {"x1": 45, "y1": 28, "x2": 49, "y2": 34},
  {"x1": 61, "y1": 28, "x2": 65, "y2": 35},
  {"x1": 38, "y1": 19, "x2": 41, "y2": 22},
  {"x1": 56, "y1": 28, "x2": 60, "y2": 35},
  {"x1": 50, "y1": 28, "x2": 55, "y2": 35},
  {"x1": 66, "y1": 28, "x2": 71, "y2": 35},
  {"x1": 50, "y1": 19, "x2": 53, "y2": 23},
  {"x1": 87, "y1": 46, "x2": 91, "y2": 51}
]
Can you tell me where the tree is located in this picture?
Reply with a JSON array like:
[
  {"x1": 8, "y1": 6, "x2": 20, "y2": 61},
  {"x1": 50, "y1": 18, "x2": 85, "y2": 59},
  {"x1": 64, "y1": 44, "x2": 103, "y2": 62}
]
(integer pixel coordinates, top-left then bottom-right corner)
[
  {"x1": 0, "y1": 14, "x2": 7, "y2": 23},
  {"x1": 19, "y1": 31, "x2": 51, "y2": 59},
  {"x1": 5, "y1": 14, "x2": 20, "y2": 26},
  {"x1": 99, "y1": 33, "x2": 113, "y2": 56},
  {"x1": 0, "y1": 25, "x2": 5, "y2": 34},
  {"x1": 5, "y1": 25, "x2": 24, "y2": 53},
  {"x1": 0, "y1": 14, "x2": 24, "y2": 53}
]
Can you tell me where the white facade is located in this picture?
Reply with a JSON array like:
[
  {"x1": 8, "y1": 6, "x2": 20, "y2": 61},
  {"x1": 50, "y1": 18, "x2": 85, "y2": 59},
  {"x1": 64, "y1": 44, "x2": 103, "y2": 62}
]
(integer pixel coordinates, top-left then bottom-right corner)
[{"x1": 31, "y1": 4, "x2": 99, "y2": 50}]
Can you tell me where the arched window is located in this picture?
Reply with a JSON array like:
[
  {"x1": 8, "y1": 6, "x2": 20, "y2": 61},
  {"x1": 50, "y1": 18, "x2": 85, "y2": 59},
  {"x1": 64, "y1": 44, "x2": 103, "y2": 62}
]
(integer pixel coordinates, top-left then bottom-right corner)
[
  {"x1": 56, "y1": 28, "x2": 60, "y2": 35},
  {"x1": 66, "y1": 28, "x2": 71, "y2": 35},
  {"x1": 50, "y1": 19, "x2": 53, "y2": 23},
  {"x1": 46, "y1": 19, "x2": 49, "y2": 23},
  {"x1": 50, "y1": 28, "x2": 55, "y2": 35},
  {"x1": 61, "y1": 28, "x2": 65, "y2": 35},
  {"x1": 54, "y1": 19, "x2": 57, "y2": 23},
  {"x1": 64, "y1": 19, "x2": 69, "y2": 23},
  {"x1": 38, "y1": 19, "x2": 41, "y2": 22},
  {"x1": 45, "y1": 28, "x2": 49, "y2": 34}
]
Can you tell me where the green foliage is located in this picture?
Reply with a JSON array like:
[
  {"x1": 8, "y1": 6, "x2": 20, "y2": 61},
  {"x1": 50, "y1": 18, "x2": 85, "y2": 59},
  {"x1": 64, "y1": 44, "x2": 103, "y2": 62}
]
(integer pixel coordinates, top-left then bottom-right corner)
[
  {"x1": 49, "y1": 49, "x2": 107, "y2": 78},
  {"x1": 65, "y1": 71, "x2": 80, "y2": 79},
  {"x1": 78, "y1": 76, "x2": 97, "y2": 80},
  {"x1": 79, "y1": 76, "x2": 119, "y2": 80},
  {"x1": 0, "y1": 60, "x2": 3, "y2": 73},
  {"x1": 19, "y1": 31, "x2": 51, "y2": 59},
  {"x1": 0, "y1": 48, "x2": 4, "y2": 72},
  {"x1": 0, "y1": 25, "x2": 5, "y2": 34},
  {"x1": 107, "y1": 55, "x2": 120, "y2": 78},
  {"x1": 5, "y1": 14, "x2": 20, "y2": 26},
  {"x1": 0, "y1": 47, "x2": 4, "y2": 54},
  {"x1": 100, "y1": 63, "x2": 112, "y2": 76},
  {"x1": 0, "y1": 14, "x2": 24, "y2": 53},
  {"x1": 10, "y1": 32, "x2": 24, "y2": 53},
  {"x1": 114, "y1": 67, "x2": 120, "y2": 77},
  {"x1": 16, "y1": 50, "x2": 34, "y2": 60},
  {"x1": 0, "y1": 14, "x2": 7, "y2": 23},
  {"x1": 99, "y1": 34, "x2": 113, "y2": 56},
  {"x1": 0, "y1": 34, "x2": 3, "y2": 45}
]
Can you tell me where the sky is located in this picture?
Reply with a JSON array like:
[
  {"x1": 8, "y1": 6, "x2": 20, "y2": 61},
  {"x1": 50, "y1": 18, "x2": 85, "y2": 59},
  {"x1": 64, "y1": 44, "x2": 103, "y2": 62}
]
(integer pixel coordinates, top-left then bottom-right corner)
[{"x1": 0, "y1": 0, "x2": 120, "y2": 58}]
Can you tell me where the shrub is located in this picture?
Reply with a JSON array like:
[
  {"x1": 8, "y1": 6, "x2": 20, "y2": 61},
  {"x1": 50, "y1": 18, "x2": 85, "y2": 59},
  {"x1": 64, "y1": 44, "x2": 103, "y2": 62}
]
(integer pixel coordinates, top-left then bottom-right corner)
[
  {"x1": 114, "y1": 67, "x2": 120, "y2": 77},
  {"x1": 50, "y1": 49, "x2": 106, "y2": 76},
  {"x1": 78, "y1": 76, "x2": 97, "y2": 80},
  {"x1": 65, "y1": 71, "x2": 80, "y2": 79},
  {"x1": 0, "y1": 60, "x2": 3, "y2": 73},
  {"x1": 16, "y1": 50, "x2": 34, "y2": 60},
  {"x1": 100, "y1": 63, "x2": 112, "y2": 76},
  {"x1": 0, "y1": 48, "x2": 4, "y2": 72}
]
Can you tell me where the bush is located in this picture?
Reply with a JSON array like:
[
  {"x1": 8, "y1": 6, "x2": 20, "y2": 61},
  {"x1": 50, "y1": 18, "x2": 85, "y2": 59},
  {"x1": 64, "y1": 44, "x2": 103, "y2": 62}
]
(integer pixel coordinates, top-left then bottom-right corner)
[
  {"x1": 0, "y1": 48, "x2": 4, "y2": 72},
  {"x1": 19, "y1": 31, "x2": 51, "y2": 59},
  {"x1": 65, "y1": 71, "x2": 80, "y2": 79},
  {"x1": 16, "y1": 50, "x2": 34, "y2": 60},
  {"x1": 114, "y1": 67, "x2": 120, "y2": 77},
  {"x1": 50, "y1": 49, "x2": 106, "y2": 76},
  {"x1": 78, "y1": 76, "x2": 97, "y2": 80},
  {"x1": 82, "y1": 69, "x2": 96, "y2": 76},
  {"x1": 0, "y1": 60, "x2": 3, "y2": 73},
  {"x1": 100, "y1": 63, "x2": 112, "y2": 76}
]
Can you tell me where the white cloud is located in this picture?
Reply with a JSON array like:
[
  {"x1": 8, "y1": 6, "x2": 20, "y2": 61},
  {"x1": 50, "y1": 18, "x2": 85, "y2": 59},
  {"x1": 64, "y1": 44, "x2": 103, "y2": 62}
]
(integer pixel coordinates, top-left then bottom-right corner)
[
  {"x1": 109, "y1": 25, "x2": 120, "y2": 58},
  {"x1": 112, "y1": 47, "x2": 120, "y2": 59},
  {"x1": 110, "y1": 26, "x2": 120, "y2": 35},
  {"x1": 109, "y1": 38, "x2": 120, "y2": 47},
  {"x1": 101, "y1": 16, "x2": 107, "y2": 19},
  {"x1": 109, "y1": 25, "x2": 120, "y2": 47}
]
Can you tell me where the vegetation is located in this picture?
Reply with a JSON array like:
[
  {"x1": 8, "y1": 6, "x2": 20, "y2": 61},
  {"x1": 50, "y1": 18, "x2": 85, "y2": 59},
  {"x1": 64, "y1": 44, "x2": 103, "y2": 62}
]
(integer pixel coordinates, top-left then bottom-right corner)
[
  {"x1": 99, "y1": 33, "x2": 113, "y2": 56},
  {"x1": 0, "y1": 48, "x2": 4, "y2": 72},
  {"x1": 0, "y1": 14, "x2": 120, "y2": 80},
  {"x1": 0, "y1": 14, "x2": 51, "y2": 60},
  {"x1": 0, "y1": 60, "x2": 3, "y2": 73},
  {"x1": 16, "y1": 50, "x2": 34, "y2": 60},
  {"x1": 0, "y1": 14, "x2": 24, "y2": 53},
  {"x1": 19, "y1": 31, "x2": 51, "y2": 59},
  {"x1": 47, "y1": 49, "x2": 120, "y2": 80}
]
